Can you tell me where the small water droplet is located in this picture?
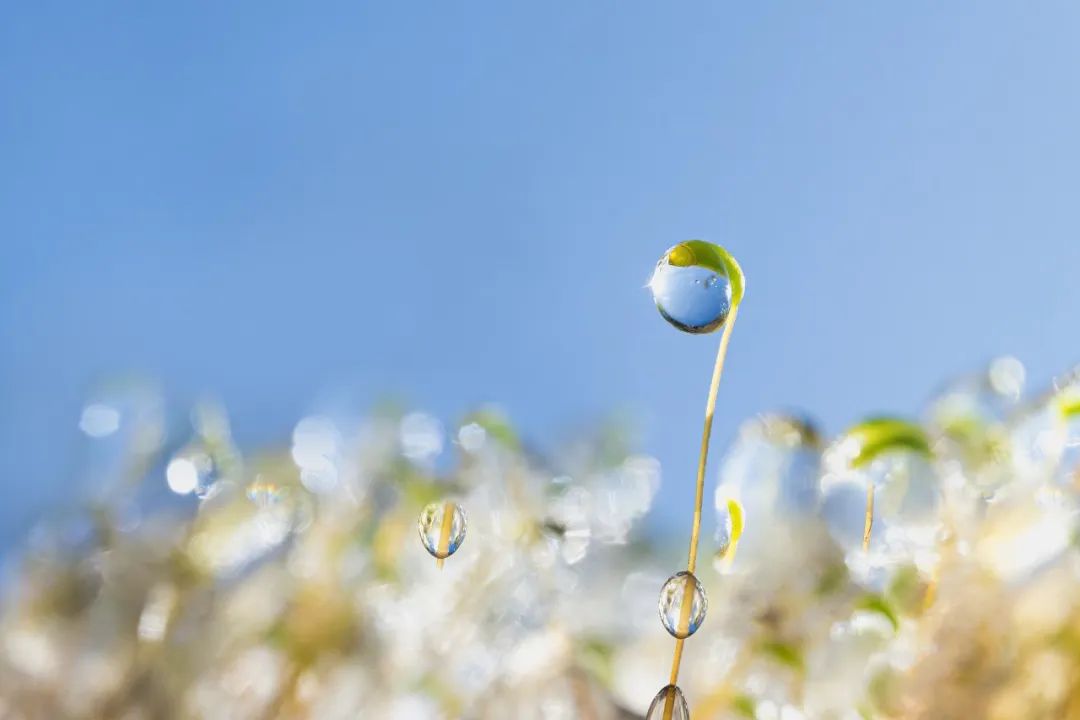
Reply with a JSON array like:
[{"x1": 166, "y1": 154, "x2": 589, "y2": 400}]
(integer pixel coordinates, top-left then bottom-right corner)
[
  {"x1": 418, "y1": 501, "x2": 467, "y2": 560},
  {"x1": 166, "y1": 448, "x2": 218, "y2": 498},
  {"x1": 645, "y1": 684, "x2": 689, "y2": 720},
  {"x1": 650, "y1": 242, "x2": 733, "y2": 334},
  {"x1": 658, "y1": 571, "x2": 707, "y2": 639}
]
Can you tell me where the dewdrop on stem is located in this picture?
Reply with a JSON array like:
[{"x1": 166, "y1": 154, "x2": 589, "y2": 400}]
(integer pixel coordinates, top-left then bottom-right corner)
[
  {"x1": 648, "y1": 240, "x2": 746, "y2": 718},
  {"x1": 418, "y1": 501, "x2": 467, "y2": 568}
]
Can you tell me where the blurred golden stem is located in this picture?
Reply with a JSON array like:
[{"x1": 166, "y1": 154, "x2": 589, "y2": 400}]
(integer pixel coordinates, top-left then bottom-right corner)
[
  {"x1": 862, "y1": 482, "x2": 875, "y2": 552},
  {"x1": 436, "y1": 500, "x2": 455, "y2": 569},
  {"x1": 262, "y1": 663, "x2": 302, "y2": 720},
  {"x1": 665, "y1": 306, "x2": 739, "y2": 718}
]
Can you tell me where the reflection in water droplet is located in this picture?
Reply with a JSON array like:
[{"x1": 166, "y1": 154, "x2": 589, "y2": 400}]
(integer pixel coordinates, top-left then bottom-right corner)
[
  {"x1": 418, "y1": 501, "x2": 467, "y2": 560},
  {"x1": 658, "y1": 571, "x2": 707, "y2": 639},
  {"x1": 650, "y1": 245, "x2": 732, "y2": 334},
  {"x1": 645, "y1": 684, "x2": 689, "y2": 720}
]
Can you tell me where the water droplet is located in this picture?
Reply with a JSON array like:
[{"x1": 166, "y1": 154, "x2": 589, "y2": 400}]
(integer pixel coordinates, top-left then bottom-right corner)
[
  {"x1": 650, "y1": 241, "x2": 736, "y2": 334},
  {"x1": 645, "y1": 684, "x2": 689, "y2": 720},
  {"x1": 658, "y1": 571, "x2": 707, "y2": 639},
  {"x1": 166, "y1": 448, "x2": 218, "y2": 498},
  {"x1": 418, "y1": 501, "x2": 467, "y2": 560},
  {"x1": 821, "y1": 418, "x2": 941, "y2": 586}
]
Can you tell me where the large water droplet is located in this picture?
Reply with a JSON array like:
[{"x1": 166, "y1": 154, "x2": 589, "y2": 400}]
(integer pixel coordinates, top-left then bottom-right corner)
[
  {"x1": 645, "y1": 684, "x2": 689, "y2": 720},
  {"x1": 658, "y1": 571, "x2": 707, "y2": 639},
  {"x1": 418, "y1": 501, "x2": 467, "y2": 560},
  {"x1": 650, "y1": 241, "x2": 734, "y2": 334}
]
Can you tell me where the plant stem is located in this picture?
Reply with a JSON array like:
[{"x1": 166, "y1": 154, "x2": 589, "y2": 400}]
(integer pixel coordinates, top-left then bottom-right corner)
[
  {"x1": 686, "y1": 307, "x2": 739, "y2": 575},
  {"x1": 436, "y1": 500, "x2": 455, "y2": 569},
  {"x1": 862, "y1": 483, "x2": 875, "y2": 553},
  {"x1": 664, "y1": 306, "x2": 739, "y2": 715}
]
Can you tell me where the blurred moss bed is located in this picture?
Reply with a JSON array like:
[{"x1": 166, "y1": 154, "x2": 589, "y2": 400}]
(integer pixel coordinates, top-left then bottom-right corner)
[{"x1": 3, "y1": 358, "x2": 1080, "y2": 720}]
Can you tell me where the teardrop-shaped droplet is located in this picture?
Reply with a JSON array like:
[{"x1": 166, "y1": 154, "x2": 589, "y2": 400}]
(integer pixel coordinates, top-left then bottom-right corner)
[
  {"x1": 418, "y1": 501, "x2": 467, "y2": 560},
  {"x1": 645, "y1": 684, "x2": 689, "y2": 720},
  {"x1": 650, "y1": 241, "x2": 740, "y2": 334},
  {"x1": 658, "y1": 571, "x2": 707, "y2": 639}
]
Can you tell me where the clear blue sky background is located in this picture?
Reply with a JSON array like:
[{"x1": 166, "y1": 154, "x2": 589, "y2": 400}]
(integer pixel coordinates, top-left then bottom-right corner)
[{"x1": 3, "y1": 3, "x2": 1079, "y2": 549}]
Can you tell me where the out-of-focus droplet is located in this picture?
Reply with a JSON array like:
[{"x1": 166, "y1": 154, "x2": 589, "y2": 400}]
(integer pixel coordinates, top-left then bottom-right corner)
[
  {"x1": 989, "y1": 356, "x2": 1026, "y2": 400},
  {"x1": 649, "y1": 240, "x2": 742, "y2": 334},
  {"x1": 168, "y1": 400, "x2": 240, "y2": 499},
  {"x1": 928, "y1": 357, "x2": 1026, "y2": 493},
  {"x1": 714, "y1": 414, "x2": 822, "y2": 569},
  {"x1": 546, "y1": 484, "x2": 592, "y2": 565},
  {"x1": 457, "y1": 421, "x2": 488, "y2": 453},
  {"x1": 658, "y1": 571, "x2": 707, "y2": 639},
  {"x1": 820, "y1": 418, "x2": 940, "y2": 586},
  {"x1": 291, "y1": 415, "x2": 343, "y2": 494},
  {"x1": 166, "y1": 448, "x2": 218, "y2": 498},
  {"x1": 418, "y1": 501, "x2": 467, "y2": 560},
  {"x1": 77, "y1": 378, "x2": 165, "y2": 501},
  {"x1": 645, "y1": 684, "x2": 689, "y2": 720},
  {"x1": 400, "y1": 412, "x2": 444, "y2": 464},
  {"x1": 78, "y1": 403, "x2": 121, "y2": 438}
]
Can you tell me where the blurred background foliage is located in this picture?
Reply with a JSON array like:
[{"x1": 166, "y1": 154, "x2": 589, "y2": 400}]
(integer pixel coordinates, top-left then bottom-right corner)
[{"x1": 3, "y1": 3, "x2": 1080, "y2": 718}]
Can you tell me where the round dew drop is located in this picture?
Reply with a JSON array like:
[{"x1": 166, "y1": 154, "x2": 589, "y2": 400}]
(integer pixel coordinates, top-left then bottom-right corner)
[
  {"x1": 650, "y1": 242, "x2": 734, "y2": 334},
  {"x1": 418, "y1": 501, "x2": 467, "y2": 560},
  {"x1": 645, "y1": 684, "x2": 689, "y2": 720},
  {"x1": 658, "y1": 571, "x2": 708, "y2": 639}
]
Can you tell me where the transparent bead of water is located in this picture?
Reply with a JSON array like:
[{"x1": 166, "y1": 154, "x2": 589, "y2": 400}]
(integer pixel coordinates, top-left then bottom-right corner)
[
  {"x1": 166, "y1": 446, "x2": 220, "y2": 498},
  {"x1": 645, "y1": 684, "x2": 689, "y2": 720},
  {"x1": 819, "y1": 418, "x2": 940, "y2": 586},
  {"x1": 650, "y1": 241, "x2": 734, "y2": 334},
  {"x1": 714, "y1": 414, "x2": 822, "y2": 569},
  {"x1": 418, "y1": 501, "x2": 467, "y2": 560},
  {"x1": 658, "y1": 571, "x2": 707, "y2": 639},
  {"x1": 927, "y1": 356, "x2": 1026, "y2": 493}
]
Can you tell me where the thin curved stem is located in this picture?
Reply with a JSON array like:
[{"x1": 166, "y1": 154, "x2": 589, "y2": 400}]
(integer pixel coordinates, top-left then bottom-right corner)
[
  {"x1": 665, "y1": 306, "x2": 739, "y2": 706},
  {"x1": 687, "y1": 306, "x2": 739, "y2": 574}
]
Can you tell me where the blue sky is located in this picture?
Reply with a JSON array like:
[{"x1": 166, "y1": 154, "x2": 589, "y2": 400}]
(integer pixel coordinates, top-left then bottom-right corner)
[{"x1": 3, "y1": 2, "x2": 1080, "y2": 548}]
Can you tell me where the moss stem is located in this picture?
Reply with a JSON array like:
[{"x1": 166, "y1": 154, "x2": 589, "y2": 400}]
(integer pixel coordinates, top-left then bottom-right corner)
[
  {"x1": 665, "y1": 306, "x2": 739, "y2": 715},
  {"x1": 862, "y1": 482, "x2": 875, "y2": 553}
]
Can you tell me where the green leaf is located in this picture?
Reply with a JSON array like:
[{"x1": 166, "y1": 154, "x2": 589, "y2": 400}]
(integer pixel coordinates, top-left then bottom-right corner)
[
  {"x1": 732, "y1": 694, "x2": 756, "y2": 718},
  {"x1": 758, "y1": 640, "x2": 805, "y2": 672},
  {"x1": 856, "y1": 593, "x2": 900, "y2": 633},
  {"x1": 1060, "y1": 393, "x2": 1080, "y2": 420},
  {"x1": 845, "y1": 416, "x2": 932, "y2": 468}
]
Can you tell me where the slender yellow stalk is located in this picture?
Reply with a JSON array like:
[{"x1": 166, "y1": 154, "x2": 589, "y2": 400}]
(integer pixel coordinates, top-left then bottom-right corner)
[
  {"x1": 663, "y1": 683, "x2": 679, "y2": 719},
  {"x1": 436, "y1": 500, "x2": 455, "y2": 569},
  {"x1": 664, "y1": 306, "x2": 739, "y2": 718},
  {"x1": 687, "y1": 306, "x2": 738, "y2": 575},
  {"x1": 862, "y1": 482, "x2": 875, "y2": 553}
]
